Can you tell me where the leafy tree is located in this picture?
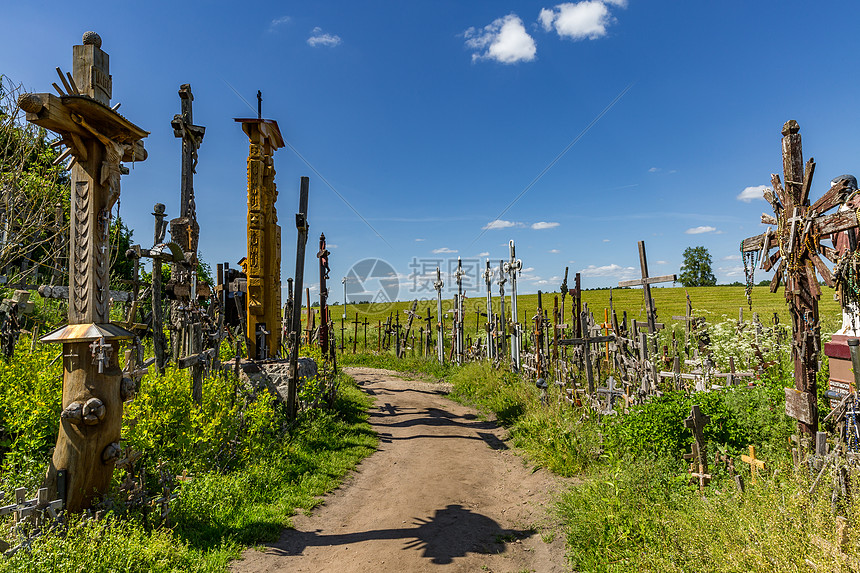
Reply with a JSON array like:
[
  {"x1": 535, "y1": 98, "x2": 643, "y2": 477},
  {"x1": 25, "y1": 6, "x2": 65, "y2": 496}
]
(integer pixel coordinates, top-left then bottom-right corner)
[
  {"x1": 0, "y1": 75, "x2": 70, "y2": 284},
  {"x1": 679, "y1": 246, "x2": 716, "y2": 287}
]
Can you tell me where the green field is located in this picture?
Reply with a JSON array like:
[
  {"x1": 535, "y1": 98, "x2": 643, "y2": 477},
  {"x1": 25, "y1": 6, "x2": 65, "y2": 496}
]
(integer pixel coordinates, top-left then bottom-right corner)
[{"x1": 321, "y1": 285, "x2": 843, "y2": 341}]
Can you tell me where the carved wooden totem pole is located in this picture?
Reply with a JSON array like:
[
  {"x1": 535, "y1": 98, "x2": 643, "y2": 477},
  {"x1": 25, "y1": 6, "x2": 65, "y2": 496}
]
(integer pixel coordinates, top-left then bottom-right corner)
[
  {"x1": 19, "y1": 32, "x2": 148, "y2": 510},
  {"x1": 234, "y1": 110, "x2": 284, "y2": 360}
]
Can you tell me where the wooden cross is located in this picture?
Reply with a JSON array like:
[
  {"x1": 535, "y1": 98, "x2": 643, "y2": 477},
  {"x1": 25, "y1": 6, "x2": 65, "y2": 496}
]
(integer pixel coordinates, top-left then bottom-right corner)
[
  {"x1": 595, "y1": 375, "x2": 624, "y2": 413},
  {"x1": 559, "y1": 310, "x2": 613, "y2": 394},
  {"x1": 618, "y1": 241, "x2": 676, "y2": 355},
  {"x1": 683, "y1": 442, "x2": 712, "y2": 491},
  {"x1": 597, "y1": 308, "x2": 613, "y2": 363},
  {"x1": 352, "y1": 313, "x2": 361, "y2": 354},
  {"x1": 684, "y1": 405, "x2": 711, "y2": 491},
  {"x1": 741, "y1": 120, "x2": 860, "y2": 436},
  {"x1": 19, "y1": 32, "x2": 148, "y2": 512},
  {"x1": 671, "y1": 291, "x2": 699, "y2": 354},
  {"x1": 740, "y1": 445, "x2": 766, "y2": 484},
  {"x1": 170, "y1": 84, "x2": 205, "y2": 253},
  {"x1": 398, "y1": 299, "x2": 418, "y2": 358}
]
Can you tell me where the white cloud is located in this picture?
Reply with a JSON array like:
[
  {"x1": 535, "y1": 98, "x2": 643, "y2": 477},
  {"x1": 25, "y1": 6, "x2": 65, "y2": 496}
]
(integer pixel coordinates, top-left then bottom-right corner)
[
  {"x1": 327, "y1": 244, "x2": 338, "y2": 249},
  {"x1": 464, "y1": 14, "x2": 537, "y2": 64},
  {"x1": 648, "y1": 167, "x2": 660, "y2": 173},
  {"x1": 522, "y1": 267, "x2": 535, "y2": 272},
  {"x1": 478, "y1": 252, "x2": 490, "y2": 257},
  {"x1": 268, "y1": 16, "x2": 291, "y2": 32},
  {"x1": 432, "y1": 247, "x2": 458, "y2": 254},
  {"x1": 549, "y1": 249, "x2": 560, "y2": 253},
  {"x1": 685, "y1": 226, "x2": 717, "y2": 234},
  {"x1": 483, "y1": 219, "x2": 521, "y2": 230},
  {"x1": 737, "y1": 185, "x2": 768, "y2": 203},
  {"x1": 539, "y1": 1, "x2": 621, "y2": 41},
  {"x1": 531, "y1": 221, "x2": 560, "y2": 230},
  {"x1": 722, "y1": 254, "x2": 741, "y2": 261},
  {"x1": 415, "y1": 238, "x2": 425, "y2": 242},
  {"x1": 579, "y1": 263, "x2": 637, "y2": 279},
  {"x1": 655, "y1": 260, "x2": 668, "y2": 265},
  {"x1": 719, "y1": 265, "x2": 744, "y2": 278},
  {"x1": 602, "y1": 238, "x2": 610, "y2": 242},
  {"x1": 307, "y1": 27, "x2": 342, "y2": 47}
]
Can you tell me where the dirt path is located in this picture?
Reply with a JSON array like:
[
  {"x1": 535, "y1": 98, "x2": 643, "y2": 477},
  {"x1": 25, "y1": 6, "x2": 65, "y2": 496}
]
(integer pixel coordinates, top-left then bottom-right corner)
[{"x1": 232, "y1": 367, "x2": 570, "y2": 573}]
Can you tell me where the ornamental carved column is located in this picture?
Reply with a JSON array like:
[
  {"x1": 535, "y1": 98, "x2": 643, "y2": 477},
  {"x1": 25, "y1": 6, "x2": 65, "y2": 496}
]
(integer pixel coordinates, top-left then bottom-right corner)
[{"x1": 235, "y1": 117, "x2": 284, "y2": 359}]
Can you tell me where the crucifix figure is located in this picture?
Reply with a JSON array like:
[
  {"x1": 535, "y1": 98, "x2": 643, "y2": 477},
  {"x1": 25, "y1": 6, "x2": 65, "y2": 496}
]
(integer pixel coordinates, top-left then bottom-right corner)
[
  {"x1": 399, "y1": 299, "x2": 419, "y2": 358},
  {"x1": 618, "y1": 241, "x2": 676, "y2": 355},
  {"x1": 168, "y1": 85, "x2": 209, "y2": 401},
  {"x1": 20, "y1": 32, "x2": 148, "y2": 511},
  {"x1": 497, "y1": 259, "x2": 507, "y2": 358},
  {"x1": 434, "y1": 267, "x2": 444, "y2": 364},
  {"x1": 504, "y1": 240, "x2": 522, "y2": 371},
  {"x1": 454, "y1": 257, "x2": 465, "y2": 365},
  {"x1": 741, "y1": 120, "x2": 860, "y2": 437},
  {"x1": 483, "y1": 259, "x2": 494, "y2": 361}
]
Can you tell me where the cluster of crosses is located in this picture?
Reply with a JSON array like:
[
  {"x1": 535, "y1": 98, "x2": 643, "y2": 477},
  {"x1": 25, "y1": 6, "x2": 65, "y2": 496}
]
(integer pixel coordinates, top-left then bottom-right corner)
[{"x1": 14, "y1": 32, "x2": 335, "y2": 513}]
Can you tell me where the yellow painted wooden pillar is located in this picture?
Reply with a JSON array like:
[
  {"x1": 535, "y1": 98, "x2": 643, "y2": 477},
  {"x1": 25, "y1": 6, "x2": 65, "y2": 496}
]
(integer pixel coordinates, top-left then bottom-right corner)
[{"x1": 234, "y1": 118, "x2": 284, "y2": 358}]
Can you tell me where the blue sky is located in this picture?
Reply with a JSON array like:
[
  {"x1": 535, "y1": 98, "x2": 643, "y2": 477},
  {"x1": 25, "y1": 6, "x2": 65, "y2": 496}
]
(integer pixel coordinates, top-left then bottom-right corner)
[{"x1": 3, "y1": 1, "x2": 860, "y2": 303}]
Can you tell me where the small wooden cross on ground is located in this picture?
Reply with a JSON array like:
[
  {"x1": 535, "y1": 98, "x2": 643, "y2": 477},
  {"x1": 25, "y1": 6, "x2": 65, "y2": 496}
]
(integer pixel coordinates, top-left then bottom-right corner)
[
  {"x1": 740, "y1": 445, "x2": 766, "y2": 484},
  {"x1": 618, "y1": 241, "x2": 676, "y2": 355},
  {"x1": 742, "y1": 120, "x2": 860, "y2": 437},
  {"x1": 684, "y1": 405, "x2": 711, "y2": 491},
  {"x1": 595, "y1": 375, "x2": 624, "y2": 414}
]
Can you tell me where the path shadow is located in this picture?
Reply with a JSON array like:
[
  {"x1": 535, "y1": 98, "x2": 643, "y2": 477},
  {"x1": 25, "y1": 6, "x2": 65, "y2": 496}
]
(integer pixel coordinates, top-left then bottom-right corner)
[
  {"x1": 376, "y1": 432, "x2": 508, "y2": 449},
  {"x1": 372, "y1": 407, "x2": 496, "y2": 430},
  {"x1": 266, "y1": 504, "x2": 533, "y2": 564}
]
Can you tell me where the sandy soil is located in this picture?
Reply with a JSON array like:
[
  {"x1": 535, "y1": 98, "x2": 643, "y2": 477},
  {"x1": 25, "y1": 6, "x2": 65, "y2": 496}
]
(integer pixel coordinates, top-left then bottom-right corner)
[{"x1": 231, "y1": 366, "x2": 571, "y2": 573}]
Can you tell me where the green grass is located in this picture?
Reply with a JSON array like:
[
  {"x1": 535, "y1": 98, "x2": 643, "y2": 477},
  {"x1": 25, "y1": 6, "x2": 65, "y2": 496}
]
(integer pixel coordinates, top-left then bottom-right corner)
[
  {"x1": 0, "y1": 369, "x2": 377, "y2": 572},
  {"x1": 325, "y1": 285, "x2": 843, "y2": 351}
]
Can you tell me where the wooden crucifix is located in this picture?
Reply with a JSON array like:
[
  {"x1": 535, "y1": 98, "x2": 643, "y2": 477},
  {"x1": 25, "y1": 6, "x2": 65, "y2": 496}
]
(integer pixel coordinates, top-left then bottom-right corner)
[
  {"x1": 20, "y1": 32, "x2": 148, "y2": 511},
  {"x1": 741, "y1": 120, "x2": 860, "y2": 436},
  {"x1": 559, "y1": 310, "x2": 614, "y2": 394},
  {"x1": 168, "y1": 84, "x2": 208, "y2": 400},
  {"x1": 684, "y1": 405, "x2": 711, "y2": 491},
  {"x1": 317, "y1": 232, "x2": 331, "y2": 358},
  {"x1": 398, "y1": 299, "x2": 419, "y2": 358},
  {"x1": 618, "y1": 241, "x2": 676, "y2": 355}
]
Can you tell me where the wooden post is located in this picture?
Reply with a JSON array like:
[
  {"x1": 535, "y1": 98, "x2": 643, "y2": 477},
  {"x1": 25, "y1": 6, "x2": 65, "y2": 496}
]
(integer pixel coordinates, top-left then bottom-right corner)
[
  {"x1": 287, "y1": 177, "x2": 310, "y2": 418},
  {"x1": 151, "y1": 203, "x2": 167, "y2": 374},
  {"x1": 317, "y1": 233, "x2": 330, "y2": 356},
  {"x1": 352, "y1": 313, "x2": 359, "y2": 354},
  {"x1": 21, "y1": 32, "x2": 148, "y2": 511}
]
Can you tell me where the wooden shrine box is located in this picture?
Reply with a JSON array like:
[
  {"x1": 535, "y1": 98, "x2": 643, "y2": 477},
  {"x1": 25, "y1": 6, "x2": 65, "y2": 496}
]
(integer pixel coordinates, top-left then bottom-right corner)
[{"x1": 825, "y1": 334, "x2": 856, "y2": 407}]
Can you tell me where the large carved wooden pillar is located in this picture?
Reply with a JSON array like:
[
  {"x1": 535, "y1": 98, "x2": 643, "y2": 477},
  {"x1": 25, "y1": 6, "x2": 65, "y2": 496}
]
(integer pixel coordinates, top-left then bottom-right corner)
[
  {"x1": 20, "y1": 32, "x2": 148, "y2": 511},
  {"x1": 234, "y1": 118, "x2": 284, "y2": 359}
]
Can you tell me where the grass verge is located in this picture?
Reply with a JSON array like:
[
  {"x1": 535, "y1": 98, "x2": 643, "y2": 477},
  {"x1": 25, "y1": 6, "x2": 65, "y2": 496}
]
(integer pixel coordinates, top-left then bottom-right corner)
[{"x1": 0, "y1": 371, "x2": 377, "y2": 573}]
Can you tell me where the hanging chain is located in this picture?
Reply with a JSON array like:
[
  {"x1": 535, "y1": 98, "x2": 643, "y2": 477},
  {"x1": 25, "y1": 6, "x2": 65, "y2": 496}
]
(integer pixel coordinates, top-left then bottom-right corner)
[{"x1": 742, "y1": 244, "x2": 759, "y2": 310}]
